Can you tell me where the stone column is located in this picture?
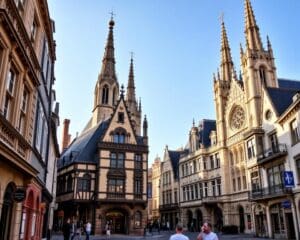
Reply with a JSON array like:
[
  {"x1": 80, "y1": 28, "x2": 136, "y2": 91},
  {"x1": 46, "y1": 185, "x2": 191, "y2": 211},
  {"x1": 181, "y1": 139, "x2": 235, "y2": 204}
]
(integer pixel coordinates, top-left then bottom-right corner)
[
  {"x1": 291, "y1": 198, "x2": 299, "y2": 240},
  {"x1": 265, "y1": 205, "x2": 272, "y2": 238}
]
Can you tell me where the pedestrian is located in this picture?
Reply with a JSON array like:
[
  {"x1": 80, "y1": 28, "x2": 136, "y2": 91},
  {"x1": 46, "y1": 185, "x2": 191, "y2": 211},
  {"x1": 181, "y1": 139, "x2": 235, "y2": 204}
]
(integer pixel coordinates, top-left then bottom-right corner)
[
  {"x1": 166, "y1": 221, "x2": 170, "y2": 231},
  {"x1": 197, "y1": 222, "x2": 218, "y2": 240},
  {"x1": 70, "y1": 220, "x2": 76, "y2": 240},
  {"x1": 106, "y1": 225, "x2": 111, "y2": 239},
  {"x1": 169, "y1": 223, "x2": 189, "y2": 240},
  {"x1": 62, "y1": 218, "x2": 71, "y2": 240},
  {"x1": 85, "y1": 221, "x2": 92, "y2": 240}
]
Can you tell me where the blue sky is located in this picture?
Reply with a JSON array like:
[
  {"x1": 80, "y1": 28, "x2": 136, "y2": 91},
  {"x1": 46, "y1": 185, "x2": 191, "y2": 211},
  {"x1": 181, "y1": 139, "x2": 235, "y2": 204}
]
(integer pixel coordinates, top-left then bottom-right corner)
[{"x1": 48, "y1": 0, "x2": 300, "y2": 164}]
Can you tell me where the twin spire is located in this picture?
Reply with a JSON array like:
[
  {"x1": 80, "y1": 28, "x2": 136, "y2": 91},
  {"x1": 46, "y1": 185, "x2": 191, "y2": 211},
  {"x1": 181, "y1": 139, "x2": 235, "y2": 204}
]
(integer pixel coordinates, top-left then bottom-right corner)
[{"x1": 217, "y1": 0, "x2": 268, "y2": 82}]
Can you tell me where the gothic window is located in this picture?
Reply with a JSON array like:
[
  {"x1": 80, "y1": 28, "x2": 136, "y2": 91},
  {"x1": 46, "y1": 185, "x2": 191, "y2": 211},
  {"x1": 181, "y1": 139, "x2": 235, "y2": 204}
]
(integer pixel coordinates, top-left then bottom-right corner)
[
  {"x1": 259, "y1": 66, "x2": 267, "y2": 85},
  {"x1": 118, "y1": 112, "x2": 124, "y2": 123},
  {"x1": 110, "y1": 152, "x2": 124, "y2": 168},
  {"x1": 134, "y1": 211, "x2": 142, "y2": 228},
  {"x1": 102, "y1": 85, "x2": 109, "y2": 104},
  {"x1": 290, "y1": 119, "x2": 300, "y2": 145},
  {"x1": 78, "y1": 173, "x2": 91, "y2": 191},
  {"x1": 230, "y1": 106, "x2": 245, "y2": 130}
]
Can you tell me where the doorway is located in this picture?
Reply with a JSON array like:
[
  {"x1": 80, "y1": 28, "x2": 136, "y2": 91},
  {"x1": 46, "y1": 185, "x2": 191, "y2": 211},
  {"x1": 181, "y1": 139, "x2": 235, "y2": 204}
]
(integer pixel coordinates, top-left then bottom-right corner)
[{"x1": 105, "y1": 210, "x2": 126, "y2": 234}]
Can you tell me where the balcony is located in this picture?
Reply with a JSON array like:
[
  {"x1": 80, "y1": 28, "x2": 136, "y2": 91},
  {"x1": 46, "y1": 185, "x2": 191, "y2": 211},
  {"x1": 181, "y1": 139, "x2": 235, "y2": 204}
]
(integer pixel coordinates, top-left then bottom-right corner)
[
  {"x1": 257, "y1": 144, "x2": 287, "y2": 165},
  {"x1": 202, "y1": 195, "x2": 221, "y2": 204},
  {"x1": 159, "y1": 203, "x2": 179, "y2": 211},
  {"x1": 107, "y1": 192, "x2": 125, "y2": 199},
  {"x1": 249, "y1": 184, "x2": 292, "y2": 201}
]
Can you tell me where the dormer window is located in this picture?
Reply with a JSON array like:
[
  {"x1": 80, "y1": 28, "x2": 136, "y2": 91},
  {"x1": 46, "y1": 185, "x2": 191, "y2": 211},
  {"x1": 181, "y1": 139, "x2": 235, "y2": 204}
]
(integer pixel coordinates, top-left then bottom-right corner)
[{"x1": 112, "y1": 127, "x2": 127, "y2": 143}]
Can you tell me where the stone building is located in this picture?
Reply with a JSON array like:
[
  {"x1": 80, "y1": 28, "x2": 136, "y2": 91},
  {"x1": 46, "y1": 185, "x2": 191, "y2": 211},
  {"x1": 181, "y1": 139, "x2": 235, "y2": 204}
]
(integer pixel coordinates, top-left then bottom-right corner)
[
  {"x1": 55, "y1": 18, "x2": 149, "y2": 235},
  {"x1": 151, "y1": 156, "x2": 161, "y2": 222},
  {"x1": 0, "y1": 0, "x2": 59, "y2": 239},
  {"x1": 158, "y1": 0, "x2": 300, "y2": 239}
]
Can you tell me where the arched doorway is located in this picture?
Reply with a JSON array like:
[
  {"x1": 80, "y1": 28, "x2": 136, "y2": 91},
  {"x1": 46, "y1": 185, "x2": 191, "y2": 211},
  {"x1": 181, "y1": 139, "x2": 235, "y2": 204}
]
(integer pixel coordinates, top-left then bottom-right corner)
[
  {"x1": 253, "y1": 204, "x2": 267, "y2": 237},
  {"x1": 105, "y1": 209, "x2": 127, "y2": 234},
  {"x1": 0, "y1": 183, "x2": 15, "y2": 240},
  {"x1": 187, "y1": 210, "x2": 193, "y2": 231},
  {"x1": 214, "y1": 207, "x2": 223, "y2": 232},
  {"x1": 238, "y1": 205, "x2": 245, "y2": 233},
  {"x1": 196, "y1": 209, "x2": 203, "y2": 232}
]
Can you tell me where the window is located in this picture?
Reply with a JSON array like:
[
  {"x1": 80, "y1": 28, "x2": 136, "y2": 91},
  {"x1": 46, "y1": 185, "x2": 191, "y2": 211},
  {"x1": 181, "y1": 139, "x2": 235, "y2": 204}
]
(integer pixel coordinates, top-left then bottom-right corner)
[
  {"x1": 4, "y1": 68, "x2": 17, "y2": 119},
  {"x1": 113, "y1": 132, "x2": 126, "y2": 143},
  {"x1": 18, "y1": 87, "x2": 29, "y2": 134},
  {"x1": 203, "y1": 158, "x2": 207, "y2": 170},
  {"x1": 193, "y1": 160, "x2": 197, "y2": 173},
  {"x1": 134, "y1": 211, "x2": 142, "y2": 228},
  {"x1": 77, "y1": 174, "x2": 91, "y2": 191},
  {"x1": 267, "y1": 164, "x2": 284, "y2": 191},
  {"x1": 181, "y1": 165, "x2": 185, "y2": 177},
  {"x1": 204, "y1": 182, "x2": 208, "y2": 197},
  {"x1": 194, "y1": 184, "x2": 198, "y2": 199},
  {"x1": 233, "y1": 178, "x2": 236, "y2": 192},
  {"x1": 259, "y1": 66, "x2": 267, "y2": 85},
  {"x1": 243, "y1": 175, "x2": 247, "y2": 189},
  {"x1": 251, "y1": 171, "x2": 260, "y2": 192},
  {"x1": 215, "y1": 153, "x2": 220, "y2": 168},
  {"x1": 102, "y1": 85, "x2": 109, "y2": 104},
  {"x1": 118, "y1": 112, "x2": 124, "y2": 123},
  {"x1": 217, "y1": 178, "x2": 221, "y2": 195},
  {"x1": 174, "y1": 189, "x2": 178, "y2": 203},
  {"x1": 247, "y1": 138, "x2": 256, "y2": 159},
  {"x1": 269, "y1": 133, "x2": 278, "y2": 152},
  {"x1": 108, "y1": 179, "x2": 124, "y2": 193},
  {"x1": 134, "y1": 178, "x2": 142, "y2": 198},
  {"x1": 230, "y1": 152, "x2": 234, "y2": 165},
  {"x1": 110, "y1": 152, "x2": 124, "y2": 168},
  {"x1": 34, "y1": 101, "x2": 48, "y2": 160},
  {"x1": 182, "y1": 187, "x2": 186, "y2": 201},
  {"x1": 291, "y1": 119, "x2": 300, "y2": 144},
  {"x1": 296, "y1": 159, "x2": 300, "y2": 185},
  {"x1": 212, "y1": 180, "x2": 216, "y2": 196},
  {"x1": 210, "y1": 155, "x2": 214, "y2": 169},
  {"x1": 237, "y1": 177, "x2": 241, "y2": 191},
  {"x1": 67, "y1": 175, "x2": 73, "y2": 192},
  {"x1": 112, "y1": 88, "x2": 116, "y2": 105},
  {"x1": 199, "y1": 182, "x2": 203, "y2": 198},
  {"x1": 135, "y1": 154, "x2": 142, "y2": 169}
]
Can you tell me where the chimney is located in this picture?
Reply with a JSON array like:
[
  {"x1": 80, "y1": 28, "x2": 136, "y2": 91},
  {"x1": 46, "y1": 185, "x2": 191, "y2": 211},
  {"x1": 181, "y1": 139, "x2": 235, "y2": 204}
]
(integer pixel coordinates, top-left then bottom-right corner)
[{"x1": 61, "y1": 119, "x2": 71, "y2": 151}]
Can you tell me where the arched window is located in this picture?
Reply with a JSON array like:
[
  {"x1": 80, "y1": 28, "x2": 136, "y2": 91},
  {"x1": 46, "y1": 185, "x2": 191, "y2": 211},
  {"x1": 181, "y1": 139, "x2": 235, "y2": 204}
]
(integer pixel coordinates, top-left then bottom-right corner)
[
  {"x1": 259, "y1": 66, "x2": 267, "y2": 85},
  {"x1": 134, "y1": 211, "x2": 142, "y2": 228},
  {"x1": 102, "y1": 85, "x2": 109, "y2": 104},
  {"x1": 112, "y1": 128, "x2": 127, "y2": 144}
]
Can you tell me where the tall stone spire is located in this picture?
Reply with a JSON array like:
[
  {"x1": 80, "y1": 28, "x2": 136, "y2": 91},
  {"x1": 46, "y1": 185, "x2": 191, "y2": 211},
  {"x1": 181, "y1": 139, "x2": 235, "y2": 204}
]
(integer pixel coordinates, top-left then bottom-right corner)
[
  {"x1": 220, "y1": 20, "x2": 233, "y2": 81},
  {"x1": 244, "y1": 0, "x2": 263, "y2": 50},
  {"x1": 92, "y1": 17, "x2": 119, "y2": 127},
  {"x1": 126, "y1": 56, "x2": 137, "y2": 105},
  {"x1": 99, "y1": 18, "x2": 117, "y2": 82}
]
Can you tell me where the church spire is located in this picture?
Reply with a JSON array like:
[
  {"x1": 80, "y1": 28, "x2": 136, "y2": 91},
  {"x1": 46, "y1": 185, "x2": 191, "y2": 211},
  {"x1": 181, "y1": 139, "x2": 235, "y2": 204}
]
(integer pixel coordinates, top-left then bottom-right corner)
[
  {"x1": 220, "y1": 19, "x2": 233, "y2": 81},
  {"x1": 244, "y1": 0, "x2": 263, "y2": 50},
  {"x1": 126, "y1": 55, "x2": 137, "y2": 105},
  {"x1": 99, "y1": 17, "x2": 117, "y2": 82}
]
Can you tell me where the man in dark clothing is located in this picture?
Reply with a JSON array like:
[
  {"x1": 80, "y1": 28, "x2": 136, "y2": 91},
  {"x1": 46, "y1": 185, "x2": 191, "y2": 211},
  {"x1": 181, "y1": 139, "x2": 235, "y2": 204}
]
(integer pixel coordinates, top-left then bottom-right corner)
[{"x1": 63, "y1": 218, "x2": 71, "y2": 240}]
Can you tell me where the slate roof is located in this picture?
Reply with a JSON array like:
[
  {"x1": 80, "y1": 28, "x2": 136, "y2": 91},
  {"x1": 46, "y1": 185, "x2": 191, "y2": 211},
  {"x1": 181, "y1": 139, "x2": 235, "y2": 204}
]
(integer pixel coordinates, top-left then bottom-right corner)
[
  {"x1": 168, "y1": 149, "x2": 188, "y2": 180},
  {"x1": 199, "y1": 119, "x2": 216, "y2": 148},
  {"x1": 267, "y1": 78, "x2": 300, "y2": 116},
  {"x1": 57, "y1": 120, "x2": 109, "y2": 169}
]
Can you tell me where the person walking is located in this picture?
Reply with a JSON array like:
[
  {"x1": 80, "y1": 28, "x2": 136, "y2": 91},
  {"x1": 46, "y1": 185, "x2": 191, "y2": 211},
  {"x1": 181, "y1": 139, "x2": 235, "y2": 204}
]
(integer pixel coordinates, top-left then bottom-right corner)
[
  {"x1": 85, "y1": 221, "x2": 91, "y2": 240},
  {"x1": 169, "y1": 223, "x2": 189, "y2": 240},
  {"x1": 197, "y1": 222, "x2": 218, "y2": 240},
  {"x1": 62, "y1": 218, "x2": 71, "y2": 240}
]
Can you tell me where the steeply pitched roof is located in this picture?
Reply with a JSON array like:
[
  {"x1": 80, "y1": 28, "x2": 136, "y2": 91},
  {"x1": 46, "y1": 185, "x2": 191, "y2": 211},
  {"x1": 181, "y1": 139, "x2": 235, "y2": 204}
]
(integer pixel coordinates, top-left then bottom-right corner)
[
  {"x1": 58, "y1": 120, "x2": 109, "y2": 169},
  {"x1": 168, "y1": 149, "x2": 188, "y2": 180},
  {"x1": 199, "y1": 119, "x2": 216, "y2": 148},
  {"x1": 267, "y1": 78, "x2": 300, "y2": 116}
]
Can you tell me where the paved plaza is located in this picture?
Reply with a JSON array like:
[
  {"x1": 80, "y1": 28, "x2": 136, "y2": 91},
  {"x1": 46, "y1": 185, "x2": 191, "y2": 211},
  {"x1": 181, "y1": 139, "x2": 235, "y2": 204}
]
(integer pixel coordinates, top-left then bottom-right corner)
[{"x1": 51, "y1": 231, "x2": 270, "y2": 240}]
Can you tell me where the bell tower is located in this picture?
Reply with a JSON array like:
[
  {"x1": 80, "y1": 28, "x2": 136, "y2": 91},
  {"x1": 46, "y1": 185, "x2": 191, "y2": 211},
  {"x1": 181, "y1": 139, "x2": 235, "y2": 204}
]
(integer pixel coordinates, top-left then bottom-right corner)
[{"x1": 92, "y1": 17, "x2": 119, "y2": 126}]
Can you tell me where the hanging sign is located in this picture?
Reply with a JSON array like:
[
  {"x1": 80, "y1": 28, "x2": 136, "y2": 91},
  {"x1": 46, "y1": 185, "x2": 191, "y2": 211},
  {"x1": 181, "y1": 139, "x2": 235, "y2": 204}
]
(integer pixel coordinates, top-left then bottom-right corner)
[{"x1": 13, "y1": 188, "x2": 26, "y2": 202}]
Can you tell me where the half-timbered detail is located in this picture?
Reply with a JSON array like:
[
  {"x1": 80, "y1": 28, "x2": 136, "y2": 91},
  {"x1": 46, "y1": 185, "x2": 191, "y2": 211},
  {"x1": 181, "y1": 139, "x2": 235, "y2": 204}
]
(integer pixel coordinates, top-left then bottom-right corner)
[{"x1": 56, "y1": 18, "x2": 149, "y2": 235}]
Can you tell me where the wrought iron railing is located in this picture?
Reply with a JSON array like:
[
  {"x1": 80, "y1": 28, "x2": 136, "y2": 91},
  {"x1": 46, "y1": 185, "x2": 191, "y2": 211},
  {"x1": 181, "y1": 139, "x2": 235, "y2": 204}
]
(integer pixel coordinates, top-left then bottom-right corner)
[
  {"x1": 249, "y1": 184, "x2": 292, "y2": 200},
  {"x1": 257, "y1": 144, "x2": 287, "y2": 164},
  {"x1": 107, "y1": 192, "x2": 125, "y2": 199}
]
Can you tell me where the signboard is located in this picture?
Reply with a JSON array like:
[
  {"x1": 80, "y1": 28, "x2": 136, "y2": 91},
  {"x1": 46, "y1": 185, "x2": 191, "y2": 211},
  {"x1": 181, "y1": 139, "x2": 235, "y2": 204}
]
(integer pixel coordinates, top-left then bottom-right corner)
[
  {"x1": 13, "y1": 188, "x2": 26, "y2": 202},
  {"x1": 281, "y1": 200, "x2": 291, "y2": 209},
  {"x1": 283, "y1": 171, "x2": 295, "y2": 188}
]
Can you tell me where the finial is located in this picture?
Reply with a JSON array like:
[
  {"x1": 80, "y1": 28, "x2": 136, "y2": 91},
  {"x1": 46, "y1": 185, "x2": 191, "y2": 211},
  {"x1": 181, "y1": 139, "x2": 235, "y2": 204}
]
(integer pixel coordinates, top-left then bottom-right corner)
[
  {"x1": 130, "y1": 51, "x2": 134, "y2": 60},
  {"x1": 219, "y1": 12, "x2": 224, "y2": 24},
  {"x1": 109, "y1": 11, "x2": 115, "y2": 27},
  {"x1": 120, "y1": 84, "x2": 125, "y2": 98},
  {"x1": 192, "y1": 118, "x2": 195, "y2": 127}
]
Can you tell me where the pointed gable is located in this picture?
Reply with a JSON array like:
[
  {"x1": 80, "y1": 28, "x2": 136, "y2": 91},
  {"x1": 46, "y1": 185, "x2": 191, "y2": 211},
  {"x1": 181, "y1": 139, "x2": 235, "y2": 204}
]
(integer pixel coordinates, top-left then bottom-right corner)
[{"x1": 102, "y1": 97, "x2": 138, "y2": 144}]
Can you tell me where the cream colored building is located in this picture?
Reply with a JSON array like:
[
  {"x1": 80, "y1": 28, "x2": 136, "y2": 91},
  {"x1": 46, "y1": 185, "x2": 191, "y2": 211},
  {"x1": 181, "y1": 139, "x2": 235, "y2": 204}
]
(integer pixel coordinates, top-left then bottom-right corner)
[
  {"x1": 151, "y1": 156, "x2": 161, "y2": 221},
  {"x1": 159, "y1": 0, "x2": 300, "y2": 239}
]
